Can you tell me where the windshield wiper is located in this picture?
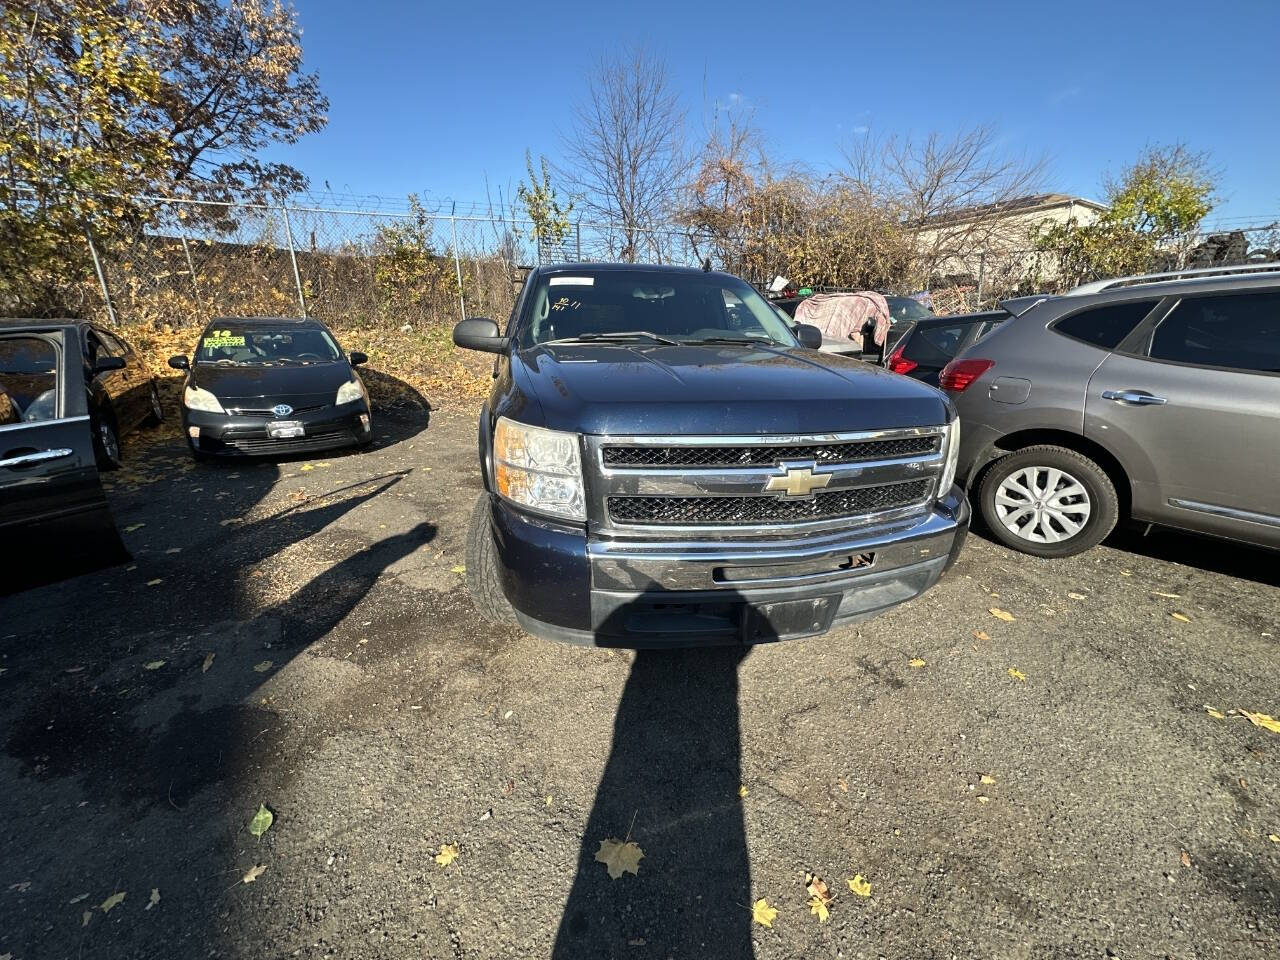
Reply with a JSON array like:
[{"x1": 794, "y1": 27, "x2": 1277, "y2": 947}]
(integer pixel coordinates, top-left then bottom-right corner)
[
  {"x1": 682, "y1": 335, "x2": 773, "y2": 345},
  {"x1": 547, "y1": 331, "x2": 679, "y2": 346}
]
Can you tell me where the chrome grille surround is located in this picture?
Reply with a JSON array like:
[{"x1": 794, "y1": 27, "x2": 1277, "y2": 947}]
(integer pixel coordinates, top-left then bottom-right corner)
[{"x1": 584, "y1": 427, "x2": 947, "y2": 538}]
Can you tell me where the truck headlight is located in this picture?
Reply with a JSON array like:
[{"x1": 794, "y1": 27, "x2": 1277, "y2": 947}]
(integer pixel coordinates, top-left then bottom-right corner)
[
  {"x1": 493, "y1": 417, "x2": 586, "y2": 522},
  {"x1": 938, "y1": 419, "x2": 961, "y2": 495},
  {"x1": 183, "y1": 384, "x2": 224, "y2": 414},
  {"x1": 336, "y1": 378, "x2": 366, "y2": 405}
]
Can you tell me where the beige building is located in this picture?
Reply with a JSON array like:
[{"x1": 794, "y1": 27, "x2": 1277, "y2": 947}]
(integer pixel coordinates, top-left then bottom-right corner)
[{"x1": 913, "y1": 192, "x2": 1107, "y2": 293}]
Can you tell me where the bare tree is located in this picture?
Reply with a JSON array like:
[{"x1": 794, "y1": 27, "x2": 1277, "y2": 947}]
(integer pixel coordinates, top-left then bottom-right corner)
[
  {"x1": 559, "y1": 48, "x2": 688, "y2": 262},
  {"x1": 679, "y1": 105, "x2": 766, "y2": 274},
  {"x1": 845, "y1": 125, "x2": 1046, "y2": 288}
]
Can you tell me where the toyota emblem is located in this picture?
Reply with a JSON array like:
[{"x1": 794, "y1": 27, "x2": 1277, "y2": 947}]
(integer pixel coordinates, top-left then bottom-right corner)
[{"x1": 272, "y1": 403, "x2": 293, "y2": 417}]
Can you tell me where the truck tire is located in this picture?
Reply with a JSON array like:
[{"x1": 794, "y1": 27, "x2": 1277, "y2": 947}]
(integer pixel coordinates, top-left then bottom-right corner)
[
  {"x1": 465, "y1": 493, "x2": 517, "y2": 625},
  {"x1": 977, "y1": 444, "x2": 1119, "y2": 558}
]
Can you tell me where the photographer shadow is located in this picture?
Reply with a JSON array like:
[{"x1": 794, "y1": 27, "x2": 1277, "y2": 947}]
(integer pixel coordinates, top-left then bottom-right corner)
[{"x1": 553, "y1": 587, "x2": 782, "y2": 958}]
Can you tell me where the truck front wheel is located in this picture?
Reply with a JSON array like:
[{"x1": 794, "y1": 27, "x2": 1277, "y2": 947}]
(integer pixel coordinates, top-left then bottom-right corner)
[{"x1": 465, "y1": 493, "x2": 517, "y2": 625}]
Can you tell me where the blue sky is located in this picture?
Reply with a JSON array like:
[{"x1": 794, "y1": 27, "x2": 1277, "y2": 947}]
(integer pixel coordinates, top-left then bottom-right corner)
[{"x1": 263, "y1": 0, "x2": 1280, "y2": 226}]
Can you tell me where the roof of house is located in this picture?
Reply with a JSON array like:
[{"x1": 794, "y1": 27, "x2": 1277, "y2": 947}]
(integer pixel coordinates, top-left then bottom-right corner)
[{"x1": 920, "y1": 192, "x2": 1106, "y2": 228}]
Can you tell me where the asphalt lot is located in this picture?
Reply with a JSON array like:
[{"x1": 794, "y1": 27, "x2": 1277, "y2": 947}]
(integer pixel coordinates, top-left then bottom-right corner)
[{"x1": 1, "y1": 387, "x2": 1278, "y2": 960}]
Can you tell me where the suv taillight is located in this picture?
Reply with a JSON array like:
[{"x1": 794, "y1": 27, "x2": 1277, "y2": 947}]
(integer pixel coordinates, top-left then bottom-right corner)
[
  {"x1": 886, "y1": 342, "x2": 917, "y2": 375},
  {"x1": 939, "y1": 358, "x2": 994, "y2": 392}
]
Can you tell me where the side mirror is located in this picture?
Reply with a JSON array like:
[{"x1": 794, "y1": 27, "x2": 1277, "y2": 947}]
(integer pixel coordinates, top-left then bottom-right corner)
[
  {"x1": 453, "y1": 317, "x2": 508, "y2": 354},
  {"x1": 94, "y1": 356, "x2": 126, "y2": 373},
  {"x1": 168, "y1": 355, "x2": 190, "y2": 370},
  {"x1": 349, "y1": 351, "x2": 368, "y2": 366},
  {"x1": 794, "y1": 324, "x2": 823, "y2": 350}
]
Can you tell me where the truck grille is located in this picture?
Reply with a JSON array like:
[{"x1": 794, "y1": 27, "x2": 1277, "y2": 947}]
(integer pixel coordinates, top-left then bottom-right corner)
[
  {"x1": 602, "y1": 435, "x2": 939, "y2": 469},
  {"x1": 608, "y1": 479, "x2": 932, "y2": 526}
]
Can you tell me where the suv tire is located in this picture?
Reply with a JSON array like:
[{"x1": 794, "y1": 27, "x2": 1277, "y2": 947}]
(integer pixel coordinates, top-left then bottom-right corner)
[
  {"x1": 465, "y1": 493, "x2": 517, "y2": 625},
  {"x1": 977, "y1": 444, "x2": 1119, "y2": 558}
]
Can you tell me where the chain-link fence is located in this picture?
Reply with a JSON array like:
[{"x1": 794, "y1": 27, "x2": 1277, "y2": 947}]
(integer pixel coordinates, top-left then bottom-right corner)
[{"x1": 67, "y1": 194, "x2": 1280, "y2": 330}]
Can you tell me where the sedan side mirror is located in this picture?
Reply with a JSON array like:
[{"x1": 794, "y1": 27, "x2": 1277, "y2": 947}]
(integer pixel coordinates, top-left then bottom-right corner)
[
  {"x1": 349, "y1": 351, "x2": 368, "y2": 366},
  {"x1": 168, "y1": 355, "x2": 190, "y2": 370},
  {"x1": 453, "y1": 317, "x2": 508, "y2": 354},
  {"x1": 794, "y1": 323, "x2": 823, "y2": 350},
  {"x1": 94, "y1": 356, "x2": 126, "y2": 373}
]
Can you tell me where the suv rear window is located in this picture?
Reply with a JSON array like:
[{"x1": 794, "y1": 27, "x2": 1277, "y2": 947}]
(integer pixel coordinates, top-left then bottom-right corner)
[{"x1": 1052, "y1": 300, "x2": 1159, "y2": 350}]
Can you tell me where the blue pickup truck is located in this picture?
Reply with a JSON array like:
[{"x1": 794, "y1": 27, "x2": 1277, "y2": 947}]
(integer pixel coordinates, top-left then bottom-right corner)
[{"x1": 452, "y1": 263, "x2": 969, "y2": 647}]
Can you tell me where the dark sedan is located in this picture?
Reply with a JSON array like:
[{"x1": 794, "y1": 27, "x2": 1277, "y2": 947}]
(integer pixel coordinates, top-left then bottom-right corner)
[
  {"x1": 886, "y1": 311, "x2": 1010, "y2": 386},
  {"x1": 169, "y1": 317, "x2": 372, "y2": 460}
]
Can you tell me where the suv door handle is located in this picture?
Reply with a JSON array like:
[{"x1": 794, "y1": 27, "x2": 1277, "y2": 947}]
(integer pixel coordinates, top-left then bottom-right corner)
[
  {"x1": 1101, "y1": 390, "x2": 1168, "y2": 406},
  {"x1": 0, "y1": 448, "x2": 74, "y2": 468}
]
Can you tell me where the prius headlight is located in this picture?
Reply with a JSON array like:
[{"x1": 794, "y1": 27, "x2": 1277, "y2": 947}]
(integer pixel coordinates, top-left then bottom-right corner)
[
  {"x1": 493, "y1": 417, "x2": 585, "y2": 522},
  {"x1": 336, "y1": 378, "x2": 366, "y2": 405},
  {"x1": 938, "y1": 419, "x2": 961, "y2": 495},
  {"x1": 183, "y1": 384, "x2": 224, "y2": 414}
]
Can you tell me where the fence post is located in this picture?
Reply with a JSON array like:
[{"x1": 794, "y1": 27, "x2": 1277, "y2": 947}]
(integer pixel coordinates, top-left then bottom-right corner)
[
  {"x1": 280, "y1": 201, "x2": 307, "y2": 317},
  {"x1": 84, "y1": 229, "x2": 118, "y2": 326},
  {"x1": 976, "y1": 250, "x2": 987, "y2": 307},
  {"x1": 179, "y1": 232, "x2": 203, "y2": 311},
  {"x1": 450, "y1": 207, "x2": 466, "y2": 322}
]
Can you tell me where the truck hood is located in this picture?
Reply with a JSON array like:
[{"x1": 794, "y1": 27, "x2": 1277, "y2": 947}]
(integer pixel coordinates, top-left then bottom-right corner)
[{"x1": 515, "y1": 342, "x2": 951, "y2": 435}]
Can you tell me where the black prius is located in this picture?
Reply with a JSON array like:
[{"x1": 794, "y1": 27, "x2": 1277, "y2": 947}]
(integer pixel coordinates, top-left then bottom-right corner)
[{"x1": 169, "y1": 316, "x2": 373, "y2": 460}]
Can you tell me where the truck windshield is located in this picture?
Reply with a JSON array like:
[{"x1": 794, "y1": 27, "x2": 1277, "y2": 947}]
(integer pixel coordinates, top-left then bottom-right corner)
[
  {"x1": 195, "y1": 326, "x2": 341, "y2": 365},
  {"x1": 517, "y1": 271, "x2": 801, "y2": 348}
]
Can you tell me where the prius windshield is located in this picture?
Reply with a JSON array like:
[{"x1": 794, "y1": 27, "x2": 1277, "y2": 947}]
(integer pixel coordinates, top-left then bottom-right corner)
[
  {"x1": 196, "y1": 325, "x2": 341, "y2": 365},
  {"x1": 517, "y1": 271, "x2": 800, "y2": 348}
]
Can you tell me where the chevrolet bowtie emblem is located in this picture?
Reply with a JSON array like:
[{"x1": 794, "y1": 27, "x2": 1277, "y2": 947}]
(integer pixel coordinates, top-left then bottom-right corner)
[{"x1": 765, "y1": 464, "x2": 833, "y2": 498}]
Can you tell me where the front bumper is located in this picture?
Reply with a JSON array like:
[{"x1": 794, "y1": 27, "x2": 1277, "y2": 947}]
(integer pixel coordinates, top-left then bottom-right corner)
[
  {"x1": 183, "y1": 401, "x2": 372, "y2": 457},
  {"x1": 491, "y1": 488, "x2": 970, "y2": 647}
]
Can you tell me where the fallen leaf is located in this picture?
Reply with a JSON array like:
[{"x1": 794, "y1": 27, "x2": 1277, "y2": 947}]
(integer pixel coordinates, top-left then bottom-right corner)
[
  {"x1": 738, "y1": 784, "x2": 749, "y2": 798},
  {"x1": 1240, "y1": 710, "x2": 1280, "y2": 734},
  {"x1": 595, "y1": 838, "x2": 644, "y2": 879},
  {"x1": 808, "y1": 894, "x2": 830, "y2": 922},
  {"x1": 299, "y1": 464, "x2": 314, "y2": 472},
  {"x1": 202, "y1": 652, "x2": 215, "y2": 673},
  {"x1": 435, "y1": 843, "x2": 459, "y2": 867},
  {"x1": 908, "y1": 658, "x2": 926, "y2": 668},
  {"x1": 989, "y1": 607, "x2": 1016, "y2": 622},
  {"x1": 248, "y1": 803, "x2": 273, "y2": 838},
  {"x1": 146, "y1": 578, "x2": 163, "y2": 586},
  {"x1": 980, "y1": 774, "x2": 996, "y2": 785},
  {"x1": 973, "y1": 630, "x2": 990, "y2": 641},
  {"x1": 1206, "y1": 707, "x2": 1225, "y2": 719},
  {"x1": 100, "y1": 891, "x2": 126, "y2": 913},
  {"x1": 450, "y1": 564, "x2": 466, "y2": 574},
  {"x1": 69, "y1": 892, "x2": 89, "y2": 904},
  {"x1": 1153, "y1": 591, "x2": 1181, "y2": 599},
  {"x1": 1120, "y1": 570, "x2": 1132, "y2": 576},
  {"x1": 1170, "y1": 612, "x2": 1191, "y2": 623},
  {"x1": 165, "y1": 547, "x2": 181, "y2": 554},
  {"x1": 1008, "y1": 667, "x2": 1027, "y2": 682},
  {"x1": 1067, "y1": 592, "x2": 1086, "y2": 600},
  {"x1": 805, "y1": 873, "x2": 831, "y2": 902},
  {"x1": 242, "y1": 864, "x2": 266, "y2": 884},
  {"x1": 146, "y1": 888, "x2": 160, "y2": 911},
  {"x1": 82, "y1": 910, "x2": 92, "y2": 926},
  {"x1": 144, "y1": 660, "x2": 165, "y2": 671},
  {"x1": 218, "y1": 518, "x2": 236, "y2": 526},
  {"x1": 848, "y1": 874, "x2": 872, "y2": 897},
  {"x1": 977, "y1": 796, "x2": 991, "y2": 804},
  {"x1": 9, "y1": 881, "x2": 30, "y2": 892},
  {"x1": 751, "y1": 897, "x2": 777, "y2": 928},
  {"x1": 837, "y1": 778, "x2": 848, "y2": 792},
  {"x1": 253, "y1": 660, "x2": 273, "y2": 673},
  {"x1": 545, "y1": 795, "x2": 553, "y2": 806},
  {"x1": 1268, "y1": 834, "x2": 1279, "y2": 843},
  {"x1": 1180, "y1": 850, "x2": 1192, "y2": 868},
  {"x1": 124, "y1": 523, "x2": 145, "y2": 532}
]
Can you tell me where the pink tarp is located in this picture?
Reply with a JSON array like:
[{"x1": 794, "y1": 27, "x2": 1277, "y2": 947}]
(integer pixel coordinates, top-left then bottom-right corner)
[{"x1": 793, "y1": 292, "x2": 891, "y2": 348}]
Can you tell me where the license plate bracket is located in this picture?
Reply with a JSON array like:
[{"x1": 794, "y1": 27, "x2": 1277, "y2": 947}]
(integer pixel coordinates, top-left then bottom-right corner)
[
  {"x1": 266, "y1": 420, "x2": 304, "y2": 439},
  {"x1": 742, "y1": 595, "x2": 839, "y2": 642}
]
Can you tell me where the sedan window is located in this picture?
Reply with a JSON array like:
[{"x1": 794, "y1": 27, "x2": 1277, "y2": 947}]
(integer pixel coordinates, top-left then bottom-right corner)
[{"x1": 0, "y1": 336, "x2": 58, "y2": 424}]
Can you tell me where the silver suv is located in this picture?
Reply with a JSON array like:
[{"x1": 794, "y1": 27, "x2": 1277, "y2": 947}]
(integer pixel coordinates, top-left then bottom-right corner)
[{"x1": 942, "y1": 264, "x2": 1280, "y2": 557}]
